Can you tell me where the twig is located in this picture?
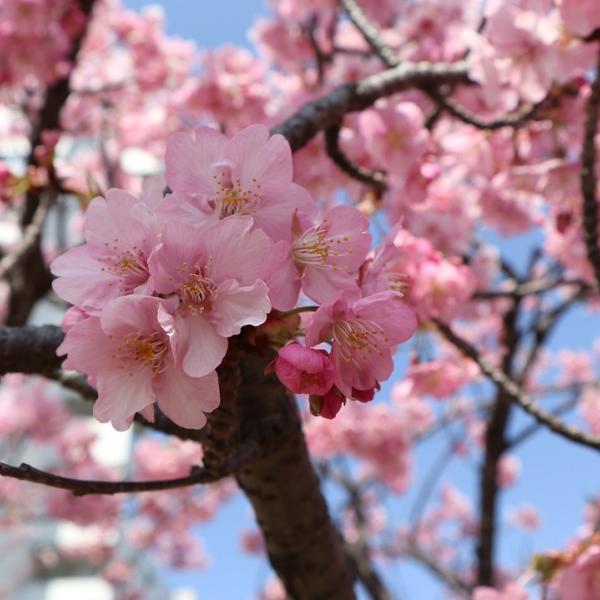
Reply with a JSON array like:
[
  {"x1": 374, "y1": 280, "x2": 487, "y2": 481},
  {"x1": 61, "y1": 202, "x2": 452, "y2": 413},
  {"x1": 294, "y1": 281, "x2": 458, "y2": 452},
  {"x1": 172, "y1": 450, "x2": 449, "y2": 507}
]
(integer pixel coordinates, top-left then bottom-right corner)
[
  {"x1": 324, "y1": 124, "x2": 387, "y2": 192},
  {"x1": 0, "y1": 462, "x2": 219, "y2": 496},
  {"x1": 433, "y1": 319, "x2": 600, "y2": 453},
  {"x1": 0, "y1": 195, "x2": 50, "y2": 281},
  {"x1": 426, "y1": 88, "x2": 540, "y2": 131},
  {"x1": 581, "y1": 44, "x2": 600, "y2": 288},
  {"x1": 339, "y1": 0, "x2": 399, "y2": 68}
]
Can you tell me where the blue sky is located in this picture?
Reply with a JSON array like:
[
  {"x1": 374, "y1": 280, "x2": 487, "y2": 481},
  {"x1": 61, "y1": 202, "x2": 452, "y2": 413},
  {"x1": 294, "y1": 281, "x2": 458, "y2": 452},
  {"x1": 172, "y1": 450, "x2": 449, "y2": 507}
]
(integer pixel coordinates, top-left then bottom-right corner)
[{"x1": 122, "y1": 2, "x2": 600, "y2": 598}]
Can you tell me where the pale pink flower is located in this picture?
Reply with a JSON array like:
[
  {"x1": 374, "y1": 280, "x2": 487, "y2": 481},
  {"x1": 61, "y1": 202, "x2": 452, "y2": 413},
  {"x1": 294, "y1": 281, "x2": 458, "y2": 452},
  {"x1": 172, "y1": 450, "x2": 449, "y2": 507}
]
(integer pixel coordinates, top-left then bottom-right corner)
[
  {"x1": 163, "y1": 124, "x2": 314, "y2": 241},
  {"x1": 508, "y1": 504, "x2": 541, "y2": 531},
  {"x1": 556, "y1": 545, "x2": 600, "y2": 600},
  {"x1": 148, "y1": 215, "x2": 271, "y2": 378},
  {"x1": 304, "y1": 292, "x2": 416, "y2": 399},
  {"x1": 560, "y1": 0, "x2": 600, "y2": 37},
  {"x1": 274, "y1": 342, "x2": 336, "y2": 396},
  {"x1": 51, "y1": 188, "x2": 159, "y2": 315},
  {"x1": 267, "y1": 205, "x2": 371, "y2": 310},
  {"x1": 482, "y1": 3, "x2": 561, "y2": 102},
  {"x1": 57, "y1": 295, "x2": 220, "y2": 430},
  {"x1": 358, "y1": 100, "x2": 431, "y2": 177},
  {"x1": 473, "y1": 583, "x2": 529, "y2": 600},
  {"x1": 498, "y1": 455, "x2": 521, "y2": 488}
]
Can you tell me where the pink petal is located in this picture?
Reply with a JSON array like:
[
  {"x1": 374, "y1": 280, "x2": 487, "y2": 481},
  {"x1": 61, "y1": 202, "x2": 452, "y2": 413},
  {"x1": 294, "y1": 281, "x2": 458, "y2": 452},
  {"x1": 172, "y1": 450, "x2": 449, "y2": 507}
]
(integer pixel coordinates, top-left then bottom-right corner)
[
  {"x1": 155, "y1": 368, "x2": 220, "y2": 429},
  {"x1": 94, "y1": 369, "x2": 155, "y2": 431},
  {"x1": 202, "y1": 216, "x2": 271, "y2": 285},
  {"x1": 165, "y1": 127, "x2": 228, "y2": 200},
  {"x1": 176, "y1": 313, "x2": 228, "y2": 378},
  {"x1": 211, "y1": 280, "x2": 271, "y2": 337}
]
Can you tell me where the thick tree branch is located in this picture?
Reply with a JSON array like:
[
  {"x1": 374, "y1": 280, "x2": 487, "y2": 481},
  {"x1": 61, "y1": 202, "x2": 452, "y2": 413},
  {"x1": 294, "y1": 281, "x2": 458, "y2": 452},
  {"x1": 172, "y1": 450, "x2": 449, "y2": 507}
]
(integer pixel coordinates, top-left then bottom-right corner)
[
  {"x1": 434, "y1": 319, "x2": 600, "y2": 453},
  {"x1": 0, "y1": 325, "x2": 65, "y2": 376},
  {"x1": 271, "y1": 60, "x2": 471, "y2": 152},
  {"x1": 234, "y1": 350, "x2": 356, "y2": 600},
  {"x1": 581, "y1": 45, "x2": 600, "y2": 288}
]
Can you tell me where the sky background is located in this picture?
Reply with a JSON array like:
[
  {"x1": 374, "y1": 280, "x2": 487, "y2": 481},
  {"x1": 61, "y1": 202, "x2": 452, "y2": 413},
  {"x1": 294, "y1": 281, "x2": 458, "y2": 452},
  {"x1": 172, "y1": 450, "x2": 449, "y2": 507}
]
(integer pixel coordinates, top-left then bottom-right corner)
[{"x1": 120, "y1": 2, "x2": 600, "y2": 599}]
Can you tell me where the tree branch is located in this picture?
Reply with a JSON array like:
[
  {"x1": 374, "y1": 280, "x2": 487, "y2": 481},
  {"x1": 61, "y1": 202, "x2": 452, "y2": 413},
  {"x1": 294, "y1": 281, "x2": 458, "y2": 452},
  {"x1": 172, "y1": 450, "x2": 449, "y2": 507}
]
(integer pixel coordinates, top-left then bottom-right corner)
[
  {"x1": 339, "y1": 0, "x2": 399, "y2": 68},
  {"x1": 0, "y1": 461, "x2": 219, "y2": 496},
  {"x1": 581, "y1": 44, "x2": 600, "y2": 288},
  {"x1": 324, "y1": 124, "x2": 387, "y2": 192},
  {"x1": 271, "y1": 60, "x2": 471, "y2": 152},
  {"x1": 434, "y1": 319, "x2": 600, "y2": 453}
]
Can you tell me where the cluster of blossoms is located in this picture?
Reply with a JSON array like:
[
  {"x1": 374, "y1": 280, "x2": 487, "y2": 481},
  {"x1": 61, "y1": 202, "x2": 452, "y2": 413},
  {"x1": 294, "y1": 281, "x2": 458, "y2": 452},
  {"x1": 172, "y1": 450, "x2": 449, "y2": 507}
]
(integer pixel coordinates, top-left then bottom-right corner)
[{"x1": 52, "y1": 123, "x2": 417, "y2": 430}]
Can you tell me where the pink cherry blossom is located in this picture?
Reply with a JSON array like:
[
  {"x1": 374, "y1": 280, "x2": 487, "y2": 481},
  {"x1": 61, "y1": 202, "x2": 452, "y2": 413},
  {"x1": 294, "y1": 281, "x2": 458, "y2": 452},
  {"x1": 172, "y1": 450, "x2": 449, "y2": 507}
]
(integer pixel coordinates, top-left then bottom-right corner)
[
  {"x1": 473, "y1": 583, "x2": 529, "y2": 600},
  {"x1": 267, "y1": 205, "x2": 371, "y2": 310},
  {"x1": 51, "y1": 188, "x2": 160, "y2": 315},
  {"x1": 274, "y1": 342, "x2": 336, "y2": 396},
  {"x1": 358, "y1": 100, "x2": 431, "y2": 177},
  {"x1": 560, "y1": 0, "x2": 600, "y2": 38},
  {"x1": 57, "y1": 295, "x2": 220, "y2": 430},
  {"x1": 162, "y1": 123, "x2": 314, "y2": 241},
  {"x1": 148, "y1": 215, "x2": 271, "y2": 378},
  {"x1": 304, "y1": 292, "x2": 417, "y2": 399},
  {"x1": 556, "y1": 545, "x2": 600, "y2": 600}
]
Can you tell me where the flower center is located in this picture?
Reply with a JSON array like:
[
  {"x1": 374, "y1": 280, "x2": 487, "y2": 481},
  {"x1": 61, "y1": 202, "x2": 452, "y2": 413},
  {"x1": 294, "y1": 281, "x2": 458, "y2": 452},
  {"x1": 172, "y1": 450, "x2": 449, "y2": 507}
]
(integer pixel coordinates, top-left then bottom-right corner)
[
  {"x1": 100, "y1": 245, "x2": 149, "y2": 294},
  {"x1": 179, "y1": 265, "x2": 217, "y2": 314},
  {"x1": 114, "y1": 330, "x2": 167, "y2": 378},
  {"x1": 212, "y1": 165, "x2": 261, "y2": 219},
  {"x1": 292, "y1": 222, "x2": 351, "y2": 271},
  {"x1": 332, "y1": 318, "x2": 388, "y2": 365}
]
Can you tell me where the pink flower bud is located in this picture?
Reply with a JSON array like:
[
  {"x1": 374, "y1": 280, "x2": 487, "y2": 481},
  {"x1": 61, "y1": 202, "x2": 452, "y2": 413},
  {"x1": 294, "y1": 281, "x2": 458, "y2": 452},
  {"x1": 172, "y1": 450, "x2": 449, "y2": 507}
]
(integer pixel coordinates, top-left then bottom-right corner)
[
  {"x1": 274, "y1": 342, "x2": 336, "y2": 395},
  {"x1": 309, "y1": 388, "x2": 345, "y2": 420}
]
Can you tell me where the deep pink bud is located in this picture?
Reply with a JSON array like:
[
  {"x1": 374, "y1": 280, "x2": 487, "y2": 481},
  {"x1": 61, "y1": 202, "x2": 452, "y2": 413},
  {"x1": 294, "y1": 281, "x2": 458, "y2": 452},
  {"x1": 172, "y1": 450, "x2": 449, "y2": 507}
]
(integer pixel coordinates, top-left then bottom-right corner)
[
  {"x1": 274, "y1": 342, "x2": 336, "y2": 395},
  {"x1": 309, "y1": 388, "x2": 345, "y2": 420}
]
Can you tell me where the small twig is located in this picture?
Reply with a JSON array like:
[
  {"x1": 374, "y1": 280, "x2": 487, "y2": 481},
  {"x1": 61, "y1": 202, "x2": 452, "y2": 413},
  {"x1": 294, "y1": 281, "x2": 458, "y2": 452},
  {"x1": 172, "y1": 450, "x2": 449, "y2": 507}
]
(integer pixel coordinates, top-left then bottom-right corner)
[
  {"x1": 340, "y1": 0, "x2": 399, "y2": 68},
  {"x1": 581, "y1": 44, "x2": 600, "y2": 288},
  {"x1": 474, "y1": 277, "x2": 589, "y2": 300},
  {"x1": 434, "y1": 319, "x2": 600, "y2": 453},
  {"x1": 426, "y1": 88, "x2": 540, "y2": 131},
  {"x1": 0, "y1": 461, "x2": 219, "y2": 496},
  {"x1": 404, "y1": 543, "x2": 471, "y2": 595},
  {"x1": 324, "y1": 124, "x2": 387, "y2": 192}
]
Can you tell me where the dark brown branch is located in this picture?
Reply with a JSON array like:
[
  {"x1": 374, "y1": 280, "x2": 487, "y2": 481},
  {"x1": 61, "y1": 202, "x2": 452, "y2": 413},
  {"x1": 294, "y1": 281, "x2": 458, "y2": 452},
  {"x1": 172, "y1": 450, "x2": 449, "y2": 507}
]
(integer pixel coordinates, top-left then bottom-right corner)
[
  {"x1": 0, "y1": 325, "x2": 65, "y2": 376},
  {"x1": 8, "y1": 0, "x2": 96, "y2": 326},
  {"x1": 340, "y1": 0, "x2": 399, "y2": 68},
  {"x1": 324, "y1": 124, "x2": 387, "y2": 192},
  {"x1": 425, "y1": 88, "x2": 540, "y2": 131},
  {"x1": 581, "y1": 45, "x2": 600, "y2": 288},
  {"x1": 434, "y1": 319, "x2": 600, "y2": 453},
  {"x1": 319, "y1": 464, "x2": 394, "y2": 600},
  {"x1": 474, "y1": 277, "x2": 589, "y2": 300},
  {"x1": 475, "y1": 295, "x2": 520, "y2": 586},
  {"x1": 234, "y1": 350, "x2": 356, "y2": 600},
  {"x1": 0, "y1": 196, "x2": 50, "y2": 281},
  {"x1": 0, "y1": 461, "x2": 218, "y2": 496},
  {"x1": 271, "y1": 60, "x2": 471, "y2": 152}
]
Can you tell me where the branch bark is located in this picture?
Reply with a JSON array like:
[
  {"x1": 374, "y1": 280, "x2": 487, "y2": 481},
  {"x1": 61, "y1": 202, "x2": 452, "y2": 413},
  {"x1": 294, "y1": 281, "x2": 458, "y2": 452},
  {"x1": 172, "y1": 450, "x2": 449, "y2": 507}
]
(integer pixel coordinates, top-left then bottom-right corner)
[{"x1": 581, "y1": 45, "x2": 600, "y2": 288}]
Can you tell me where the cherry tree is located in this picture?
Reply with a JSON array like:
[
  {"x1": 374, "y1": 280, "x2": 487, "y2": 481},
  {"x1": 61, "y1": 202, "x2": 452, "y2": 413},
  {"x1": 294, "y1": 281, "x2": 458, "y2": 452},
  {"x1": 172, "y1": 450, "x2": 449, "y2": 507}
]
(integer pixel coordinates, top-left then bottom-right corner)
[{"x1": 1, "y1": 0, "x2": 600, "y2": 598}]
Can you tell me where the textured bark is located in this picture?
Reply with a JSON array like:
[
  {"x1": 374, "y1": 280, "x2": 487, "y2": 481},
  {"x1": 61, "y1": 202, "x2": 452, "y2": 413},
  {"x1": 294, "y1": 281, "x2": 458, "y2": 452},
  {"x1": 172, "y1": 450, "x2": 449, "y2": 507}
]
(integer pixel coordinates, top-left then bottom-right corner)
[{"x1": 234, "y1": 350, "x2": 356, "y2": 600}]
